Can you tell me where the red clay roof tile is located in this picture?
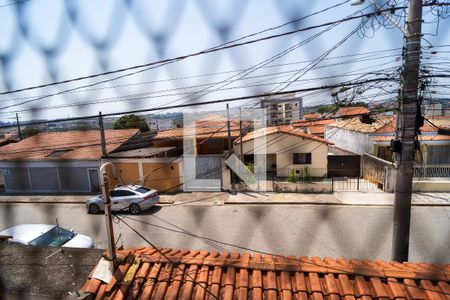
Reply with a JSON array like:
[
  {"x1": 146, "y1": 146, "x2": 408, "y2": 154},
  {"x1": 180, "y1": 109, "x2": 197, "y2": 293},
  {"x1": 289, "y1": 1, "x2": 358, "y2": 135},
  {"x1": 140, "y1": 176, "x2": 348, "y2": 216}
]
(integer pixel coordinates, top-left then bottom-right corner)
[
  {"x1": 371, "y1": 134, "x2": 450, "y2": 142},
  {"x1": 238, "y1": 125, "x2": 333, "y2": 145},
  {"x1": 0, "y1": 129, "x2": 138, "y2": 161},
  {"x1": 337, "y1": 106, "x2": 370, "y2": 117},
  {"x1": 154, "y1": 116, "x2": 249, "y2": 141},
  {"x1": 81, "y1": 247, "x2": 450, "y2": 300}
]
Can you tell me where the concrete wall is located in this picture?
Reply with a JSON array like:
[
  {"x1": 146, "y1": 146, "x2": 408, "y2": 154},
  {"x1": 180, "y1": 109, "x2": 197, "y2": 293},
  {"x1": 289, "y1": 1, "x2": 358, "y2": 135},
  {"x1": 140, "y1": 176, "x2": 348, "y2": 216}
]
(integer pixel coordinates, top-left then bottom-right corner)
[
  {"x1": 234, "y1": 133, "x2": 328, "y2": 177},
  {"x1": 274, "y1": 181, "x2": 332, "y2": 193},
  {"x1": 142, "y1": 160, "x2": 182, "y2": 192},
  {"x1": 325, "y1": 126, "x2": 374, "y2": 155},
  {"x1": 0, "y1": 244, "x2": 102, "y2": 299},
  {"x1": 361, "y1": 153, "x2": 396, "y2": 192},
  {"x1": 412, "y1": 180, "x2": 450, "y2": 192},
  {"x1": 113, "y1": 162, "x2": 140, "y2": 186},
  {"x1": 104, "y1": 158, "x2": 182, "y2": 193}
]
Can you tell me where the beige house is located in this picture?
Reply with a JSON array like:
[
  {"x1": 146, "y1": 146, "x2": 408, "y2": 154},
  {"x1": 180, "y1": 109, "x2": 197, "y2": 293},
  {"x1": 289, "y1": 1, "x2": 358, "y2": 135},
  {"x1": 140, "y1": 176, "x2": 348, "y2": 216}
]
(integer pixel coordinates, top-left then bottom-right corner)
[
  {"x1": 102, "y1": 147, "x2": 183, "y2": 193},
  {"x1": 234, "y1": 125, "x2": 332, "y2": 177}
]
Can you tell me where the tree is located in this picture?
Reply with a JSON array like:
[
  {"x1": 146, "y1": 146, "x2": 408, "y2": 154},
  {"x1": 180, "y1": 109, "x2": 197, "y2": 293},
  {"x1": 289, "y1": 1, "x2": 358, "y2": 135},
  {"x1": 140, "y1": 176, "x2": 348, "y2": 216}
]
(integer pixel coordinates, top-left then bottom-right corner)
[
  {"x1": 22, "y1": 127, "x2": 40, "y2": 138},
  {"x1": 317, "y1": 104, "x2": 337, "y2": 114},
  {"x1": 112, "y1": 114, "x2": 149, "y2": 132}
]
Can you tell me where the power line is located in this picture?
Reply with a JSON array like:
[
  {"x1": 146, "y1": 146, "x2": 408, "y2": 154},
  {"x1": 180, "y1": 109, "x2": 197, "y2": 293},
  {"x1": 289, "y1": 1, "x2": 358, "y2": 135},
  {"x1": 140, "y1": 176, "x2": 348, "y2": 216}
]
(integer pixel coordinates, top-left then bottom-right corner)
[
  {"x1": 0, "y1": 77, "x2": 396, "y2": 129},
  {"x1": 0, "y1": 0, "x2": 30, "y2": 9},
  {"x1": 1, "y1": 64, "x2": 401, "y2": 116},
  {"x1": 0, "y1": 0, "x2": 360, "y2": 97},
  {"x1": 0, "y1": 9, "x2": 356, "y2": 113},
  {"x1": 114, "y1": 214, "x2": 450, "y2": 297},
  {"x1": 0, "y1": 47, "x2": 402, "y2": 105}
]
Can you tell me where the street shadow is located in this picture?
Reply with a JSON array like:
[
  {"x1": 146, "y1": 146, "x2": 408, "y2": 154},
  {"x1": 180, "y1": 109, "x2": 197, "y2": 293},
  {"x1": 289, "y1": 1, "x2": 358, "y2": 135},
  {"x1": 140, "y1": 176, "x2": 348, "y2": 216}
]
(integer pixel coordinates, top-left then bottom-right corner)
[{"x1": 112, "y1": 205, "x2": 162, "y2": 216}]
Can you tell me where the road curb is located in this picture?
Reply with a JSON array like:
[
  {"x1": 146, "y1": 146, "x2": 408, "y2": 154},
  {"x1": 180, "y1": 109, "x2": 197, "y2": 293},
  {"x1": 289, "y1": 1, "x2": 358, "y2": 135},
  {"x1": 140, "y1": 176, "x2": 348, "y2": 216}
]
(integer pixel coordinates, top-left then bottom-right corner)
[
  {"x1": 0, "y1": 200, "x2": 447, "y2": 206},
  {"x1": 0, "y1": 201, "x2": 85, "y2": 204},
  {"x1": 224, "y1": 201, "x2": 450, "y2": 206}
]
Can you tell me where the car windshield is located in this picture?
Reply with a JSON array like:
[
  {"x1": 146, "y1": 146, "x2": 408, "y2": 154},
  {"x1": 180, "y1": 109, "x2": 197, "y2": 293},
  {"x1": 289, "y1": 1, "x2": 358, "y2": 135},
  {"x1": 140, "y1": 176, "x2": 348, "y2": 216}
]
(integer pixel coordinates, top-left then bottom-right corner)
[
  {"x1": 135, "y1": 187, "x2": 151, "y2": 193},
  {"x1": 28, "y1": 226, "x2": 75, "y2": 247}
]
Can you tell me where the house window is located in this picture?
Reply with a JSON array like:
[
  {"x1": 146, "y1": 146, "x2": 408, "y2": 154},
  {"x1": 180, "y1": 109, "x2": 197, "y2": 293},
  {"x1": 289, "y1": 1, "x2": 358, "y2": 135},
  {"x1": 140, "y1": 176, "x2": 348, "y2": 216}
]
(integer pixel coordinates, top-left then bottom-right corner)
[
  {"x1": 293, "y1": 153, "x2": 312, "y2": 164},
  {"x1": 427, "y1": 145, "x2": 450, "y2": 164}
]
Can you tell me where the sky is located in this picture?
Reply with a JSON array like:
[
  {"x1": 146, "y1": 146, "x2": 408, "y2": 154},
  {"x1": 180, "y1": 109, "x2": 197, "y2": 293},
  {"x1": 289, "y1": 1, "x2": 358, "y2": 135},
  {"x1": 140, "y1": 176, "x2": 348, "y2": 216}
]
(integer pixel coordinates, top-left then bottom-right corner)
[{"x1": 0, "y1": 0, "x2": 449, "y2": 122}]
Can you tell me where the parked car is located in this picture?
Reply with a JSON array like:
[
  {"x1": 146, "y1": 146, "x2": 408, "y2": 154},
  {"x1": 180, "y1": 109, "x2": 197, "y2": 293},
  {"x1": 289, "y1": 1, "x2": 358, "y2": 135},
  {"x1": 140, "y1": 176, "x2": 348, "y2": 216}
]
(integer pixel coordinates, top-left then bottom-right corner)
[
  {"x1": 0, "y1": 224, "x2": 95, "y2": 248},
  {"x1": 86, "y1": 185, "x2": 159, "y2": 215}
]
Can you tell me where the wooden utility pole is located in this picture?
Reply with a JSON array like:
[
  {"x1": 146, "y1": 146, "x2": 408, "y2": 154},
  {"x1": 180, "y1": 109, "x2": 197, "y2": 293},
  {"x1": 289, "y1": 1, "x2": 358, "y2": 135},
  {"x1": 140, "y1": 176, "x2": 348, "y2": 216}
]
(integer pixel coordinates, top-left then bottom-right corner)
[
  {"x1": 392, "y1": 0, "x2": 423, "y2": 262},
  {"x1": 226, "y1": 103, "x2": 232, "y2": 155},
  {"x1": 239, "y1": 107, "x2": 243, "y2": 160},
  {"x1": 16, "y1": 113, "x2": 22, "y2": 140},
  {"x1": 98, "y1": 112, "x2": 107, "y2": 157},
  {"x1": 100, "y1": 163, "x2": 117, "y2": 270}
]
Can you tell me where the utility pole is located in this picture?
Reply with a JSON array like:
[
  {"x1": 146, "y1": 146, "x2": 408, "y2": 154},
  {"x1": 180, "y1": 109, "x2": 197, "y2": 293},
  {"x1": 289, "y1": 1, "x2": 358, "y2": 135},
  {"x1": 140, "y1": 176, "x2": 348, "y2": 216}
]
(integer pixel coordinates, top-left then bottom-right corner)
[
  {"x1": 15, "y1": 113, "x2": 22, "y2": 140},
  {"x1": 392, "y1": 0, "x2": 423, "y2": 262},
  {"x1": 226, "y1": 103, "x2": 232, "y2": 155},
  {"x1": 239, "y1": 107, "x2": 243, "y2": 160},
  {"x1": 100, "y1": 162, "x2": 117, "y2": 270},
  {"x1": 98, "y1": 112, "x2": 107, "y2": 157},
  {"x1": 226, "y1": 104, "x2": 235, "y2": 187}
]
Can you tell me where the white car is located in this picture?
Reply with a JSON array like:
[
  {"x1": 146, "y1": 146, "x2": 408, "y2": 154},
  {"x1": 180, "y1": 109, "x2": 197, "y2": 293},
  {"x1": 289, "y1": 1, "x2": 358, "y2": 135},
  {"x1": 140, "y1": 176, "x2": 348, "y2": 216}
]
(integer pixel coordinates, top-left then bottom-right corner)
[
  {"x1": 0, "y1": 224, "x2": 95, "y2": 248},
  {"x1": 86, "y1": 185, "x2": 159, "y2": 215}
]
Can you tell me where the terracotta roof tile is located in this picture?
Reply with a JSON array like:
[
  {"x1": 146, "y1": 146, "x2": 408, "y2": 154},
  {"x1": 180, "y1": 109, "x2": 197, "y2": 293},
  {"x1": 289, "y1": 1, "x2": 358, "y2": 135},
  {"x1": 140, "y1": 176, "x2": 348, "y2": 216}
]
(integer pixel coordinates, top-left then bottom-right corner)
[
  {"x1": 329, "y1": 116, "x2": 394, "y2": 133},
  {"x1": 291, "y1": 120, "x2": 336, "y2": 137},
  {"x1": 332, "y1": 115, "x2": 442, "y2": 135},
  {"x1": 337, "y1": 106, "x2": 370, "y2": 117},
  {"x1": 80, "y1": 248, "x2": 450, "y2": 300},
  {"x1": 0, "y1": 129, "x2": 138, "y2": 160},
  {"x1": 371, "y1": 135, "x2": 450, "y2": 142},
  {"x1": 154, "y1": 116, "x2": 249, "y2": 140},
  {"x1": 303, "y1": 113, "x2": 321, "y2": 120},
  {"x1": 237, "y1": 125, "x2": 333, "y2": 145}
]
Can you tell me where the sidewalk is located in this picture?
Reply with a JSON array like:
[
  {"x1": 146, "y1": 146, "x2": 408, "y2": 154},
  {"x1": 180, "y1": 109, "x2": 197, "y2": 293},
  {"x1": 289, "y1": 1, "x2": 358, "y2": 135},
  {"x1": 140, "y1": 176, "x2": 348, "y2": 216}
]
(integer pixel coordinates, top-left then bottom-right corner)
[{"x1": 0, "y1": 191, "x2": 448, "y2": 206}]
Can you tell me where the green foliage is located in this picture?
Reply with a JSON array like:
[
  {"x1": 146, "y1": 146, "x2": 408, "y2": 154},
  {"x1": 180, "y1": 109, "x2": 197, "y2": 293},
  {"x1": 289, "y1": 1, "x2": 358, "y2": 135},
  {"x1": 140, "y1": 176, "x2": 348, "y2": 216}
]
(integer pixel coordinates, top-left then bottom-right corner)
[
  {"x1": 113, "y1": 114, "x2": 149, "y2": 132},
  {"x1": 22, "y1": 127, "x2": 40, "y2": 138},
  {"x1": 344, "y1": 101, "x2": 368, "y2": 108},
  {"x1": 286, "y1": 169, "x2": 297, "y2": 183},
  {"x1": 372, "y1": 104, "x2": 387, "y2": 113},
  {"x1": 317, "y1": 104, "x2": 337, "y2": 114},
  {"x1": 286, "y1": 167, "x2": 312, "y2": 184},
  {"x1": 317, "y1": 101, "x2": 369, "y2": 114},
  {"x1": 300, "y1": 166, "x2": 312, "y2": 183},
  {"x1": 245, "y1": 162, "x2": 254, "y2": 173}
]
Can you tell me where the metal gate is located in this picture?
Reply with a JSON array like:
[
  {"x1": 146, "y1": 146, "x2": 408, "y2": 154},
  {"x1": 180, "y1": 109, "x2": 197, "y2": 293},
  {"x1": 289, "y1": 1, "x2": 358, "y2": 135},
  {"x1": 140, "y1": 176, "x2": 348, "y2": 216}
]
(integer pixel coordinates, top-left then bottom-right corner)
[{"x1": 332, "y1": 176, "x2": 381, "y2": 192}]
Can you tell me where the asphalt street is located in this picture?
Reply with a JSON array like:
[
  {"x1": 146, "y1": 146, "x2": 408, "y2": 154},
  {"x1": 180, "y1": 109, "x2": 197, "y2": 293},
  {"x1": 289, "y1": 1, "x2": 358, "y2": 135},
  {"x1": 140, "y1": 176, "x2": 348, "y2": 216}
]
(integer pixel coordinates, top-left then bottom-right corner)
[{"x1": 0, "y1": 202, "x2": 449, "y2": 263}]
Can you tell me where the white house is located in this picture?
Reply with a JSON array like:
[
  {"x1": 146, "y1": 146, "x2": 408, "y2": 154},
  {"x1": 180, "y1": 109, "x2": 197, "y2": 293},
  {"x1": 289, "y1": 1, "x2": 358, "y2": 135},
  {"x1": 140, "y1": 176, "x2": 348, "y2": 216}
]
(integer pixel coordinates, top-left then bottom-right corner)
[{"x1": 234, "y1": 125, "x2": 332, "y2": 177}]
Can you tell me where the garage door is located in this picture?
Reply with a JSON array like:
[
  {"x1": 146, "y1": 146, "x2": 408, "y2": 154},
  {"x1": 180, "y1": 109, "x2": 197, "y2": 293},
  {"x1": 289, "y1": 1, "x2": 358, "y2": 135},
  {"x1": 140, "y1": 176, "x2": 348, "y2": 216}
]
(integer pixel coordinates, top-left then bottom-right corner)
[
  {"x1": 29, "y1": 167, "x2": 59, "y2": 191},
  {"x1": 4, "y1": 167, "x2": 31, "y2": 191}
]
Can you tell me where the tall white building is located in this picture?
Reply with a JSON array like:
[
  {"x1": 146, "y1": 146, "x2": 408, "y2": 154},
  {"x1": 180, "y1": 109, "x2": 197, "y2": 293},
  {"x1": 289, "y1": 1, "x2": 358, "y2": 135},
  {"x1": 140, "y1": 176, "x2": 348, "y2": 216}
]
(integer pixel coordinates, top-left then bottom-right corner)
[{"x1": 261, "y1": 93, "x2": 303, "y2": 125}]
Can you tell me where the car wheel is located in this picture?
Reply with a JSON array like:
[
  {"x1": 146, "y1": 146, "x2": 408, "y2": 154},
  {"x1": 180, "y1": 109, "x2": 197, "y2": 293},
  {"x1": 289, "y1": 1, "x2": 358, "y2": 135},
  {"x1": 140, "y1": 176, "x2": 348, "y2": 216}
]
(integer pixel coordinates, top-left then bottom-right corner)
[
  {"x1": 89, "y1": 204, "x2": 101, "y2": 214},
  {"x1": 129, "y1": 203, "x2": 141, "y2": 215}
]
